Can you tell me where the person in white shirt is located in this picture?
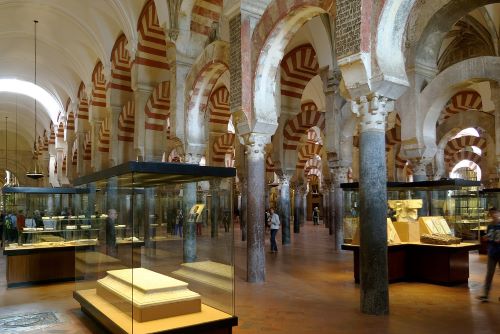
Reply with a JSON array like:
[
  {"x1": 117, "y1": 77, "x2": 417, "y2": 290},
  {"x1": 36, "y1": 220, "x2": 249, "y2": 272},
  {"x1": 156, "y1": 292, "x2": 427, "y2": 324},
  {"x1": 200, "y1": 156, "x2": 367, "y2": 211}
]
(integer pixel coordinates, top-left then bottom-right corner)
[{"x1": 269, "y1": 208, "x2": 280, "y2": 253}]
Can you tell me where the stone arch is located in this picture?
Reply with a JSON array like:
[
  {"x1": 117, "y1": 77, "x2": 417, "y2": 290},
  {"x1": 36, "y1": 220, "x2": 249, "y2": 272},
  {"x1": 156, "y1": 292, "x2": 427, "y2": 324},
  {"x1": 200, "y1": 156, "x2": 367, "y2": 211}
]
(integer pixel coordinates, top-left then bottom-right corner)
[
  {"x1": 190, "y1": 0, "x2": 222, "y2": 37},
  {"x1": 185, "y1": 40, "x2": 229, "y2": 145},
  {"x1": 110, "y1": 33, "x2": 132, "y2": 92},
  {"x1": 439, "y1": 90, "x2": 483, "y2": 124},
  {"x1": 212, "y1": 133, "x2": 235, "y2": 166},
  {"x1": 98, "y1": 117, "x2": 111, "y2": 153},
  {"x1": 420, "y1": 56, "x2": 500, "y2": 149},
  {"x1": 296, "y1": 142, "x2": 323, "y2": 170},
  {"x1": 375, "y1": 0, "x2": 414, "y2": 91},
  {"x1": 413, "y1": 0, "x2": 498, "y2": 70},
  {"x1": 208, "y1": 85, "x2": 230, "y2": 131},
  {"x1": 283, "y1": 102, "x2": 325, "y2": 150},
  {"x1": 252, "y1": 1, "x2": 330, "y2": 133},
  {"x1": 118, "y1": 100, "x2": 135, "y2": 142},
  {"x1": 281, "y1": 44, "x2": 319, "y2": 99},
  {"x1": 144, "y1": 81, "x2": 170, "y2": 132},
  {"x1": 447, "y1": 151, "x2": 482, "y2": 172},
  {"x1": 444, "y1": 136, "x2": 487, "y2": 158},
  {"x1": 91, "y1": 61, "x2": 107, "y2": 109}
]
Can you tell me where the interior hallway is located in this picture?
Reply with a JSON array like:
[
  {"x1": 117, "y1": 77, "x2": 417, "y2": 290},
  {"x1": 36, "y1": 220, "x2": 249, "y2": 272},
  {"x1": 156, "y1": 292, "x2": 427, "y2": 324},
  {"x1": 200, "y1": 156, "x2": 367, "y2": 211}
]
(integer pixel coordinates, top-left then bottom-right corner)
[{"x1": 0, "y1": 221, "x2": 499, "y2": 334}]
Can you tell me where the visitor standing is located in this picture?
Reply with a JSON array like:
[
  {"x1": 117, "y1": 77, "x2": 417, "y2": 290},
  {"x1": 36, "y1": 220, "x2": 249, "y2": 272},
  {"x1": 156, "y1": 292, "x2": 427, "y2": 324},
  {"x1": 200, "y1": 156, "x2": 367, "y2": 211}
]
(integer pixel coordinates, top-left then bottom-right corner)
[
  {"x1": 16, "y1": 210, "x2": 25, "y2": 244},
  {"x1": 313, "y1": 207, "x2": 319, "y2": 225},
  {"x1": 478, "y1": 207, "x2": 500, "y2": 302},
  {"x1": 269, "y1": 208, "x2": 280, "y2": 253},
  {"x1": 174, "y1": 209, "x2": 183, "y2": 237},
  {"x1": 105, "y1": 208, "x2": 118, "y2": 257}
]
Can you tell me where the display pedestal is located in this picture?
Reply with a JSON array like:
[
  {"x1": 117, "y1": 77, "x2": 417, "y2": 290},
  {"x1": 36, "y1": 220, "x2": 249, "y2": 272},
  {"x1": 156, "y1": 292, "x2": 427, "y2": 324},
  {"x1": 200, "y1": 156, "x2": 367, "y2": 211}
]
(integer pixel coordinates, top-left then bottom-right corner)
[
  {"x1": 74, "y1": 289, "x2": 237, "y2": 334},
  {"x1": 393, "y1": 222, "x2": 420, "y2": 242},
  {"x1": 4, "y1": 245, "x2": 95, "y2": 287},
  {"x1": 172, "y1": 261, "x2": 232, "y2": 292},
  {"x1": 342, "y1": 243, "x2": 479, "y2": 285},
  {"x1": 96, "y1": 268, "x2": 201, "y2": 322}
]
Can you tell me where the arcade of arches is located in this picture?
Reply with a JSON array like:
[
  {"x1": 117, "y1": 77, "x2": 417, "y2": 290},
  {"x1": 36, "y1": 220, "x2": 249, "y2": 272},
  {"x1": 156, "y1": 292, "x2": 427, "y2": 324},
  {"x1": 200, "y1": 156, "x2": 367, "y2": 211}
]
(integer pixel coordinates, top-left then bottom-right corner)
[{"x1": 0, "y1": 0, "x2": 500, "y2": 322}]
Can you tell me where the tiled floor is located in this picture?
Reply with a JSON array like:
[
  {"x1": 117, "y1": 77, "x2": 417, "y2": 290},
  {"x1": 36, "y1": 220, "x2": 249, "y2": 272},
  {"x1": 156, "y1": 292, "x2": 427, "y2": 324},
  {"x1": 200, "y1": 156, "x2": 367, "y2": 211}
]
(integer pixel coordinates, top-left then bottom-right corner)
[{"x1": 1, "y1": 222, "x2": 499, "y2": 333}]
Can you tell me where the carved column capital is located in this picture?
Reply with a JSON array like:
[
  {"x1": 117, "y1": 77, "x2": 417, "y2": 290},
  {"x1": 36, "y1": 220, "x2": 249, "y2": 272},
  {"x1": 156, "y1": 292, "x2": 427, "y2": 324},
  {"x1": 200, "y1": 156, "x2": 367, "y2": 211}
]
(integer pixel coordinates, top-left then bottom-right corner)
[
  {"x1": 351, "y1": 94, "x2": 390, "y2": 133},
  {"x1": 278, "y1": 173, "x2": 292, "y2": 187},
  {"x1": 244, "y1": 133, "x2": 270, "y2": 160},
  {"x1": 331, "y1": 166, "x2": 350, "y2": 185}
]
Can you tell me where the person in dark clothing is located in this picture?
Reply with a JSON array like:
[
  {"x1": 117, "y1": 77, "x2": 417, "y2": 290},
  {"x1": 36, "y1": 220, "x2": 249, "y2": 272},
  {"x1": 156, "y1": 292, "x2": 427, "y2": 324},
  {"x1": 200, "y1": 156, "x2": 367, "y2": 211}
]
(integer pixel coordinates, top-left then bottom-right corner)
[
  {"x1": 478, "y1": 208, "x2": 500, "y2": 302},
  {"x1": 105, "y1": 209, "x2": 118, "y2": 257}
]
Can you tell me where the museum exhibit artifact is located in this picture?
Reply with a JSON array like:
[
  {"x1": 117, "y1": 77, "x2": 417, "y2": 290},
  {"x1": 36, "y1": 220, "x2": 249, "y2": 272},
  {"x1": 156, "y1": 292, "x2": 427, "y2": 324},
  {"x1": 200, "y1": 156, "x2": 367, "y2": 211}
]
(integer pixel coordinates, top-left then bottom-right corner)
[{"x1": 72, "y1": 161, "x2": 237, "y2": 333}]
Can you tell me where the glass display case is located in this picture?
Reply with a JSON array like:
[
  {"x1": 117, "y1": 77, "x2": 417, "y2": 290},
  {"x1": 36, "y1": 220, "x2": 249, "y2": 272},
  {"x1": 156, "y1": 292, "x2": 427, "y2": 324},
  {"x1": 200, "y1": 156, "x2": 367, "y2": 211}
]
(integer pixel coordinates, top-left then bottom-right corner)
[
  {"x1": 72, "y1": 161, "x2": 237, "y2": 334},
  {"x1": 1, "y1": 187, "x2": 94, "y2": 250},
  {"x1": 341, "y1": 179, "x2": 483, "y2": 243}
]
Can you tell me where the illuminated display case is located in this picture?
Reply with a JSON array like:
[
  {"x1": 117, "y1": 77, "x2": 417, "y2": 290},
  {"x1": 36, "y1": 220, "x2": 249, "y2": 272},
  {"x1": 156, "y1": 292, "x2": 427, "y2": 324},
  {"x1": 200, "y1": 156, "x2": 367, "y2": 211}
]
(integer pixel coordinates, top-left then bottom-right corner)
[
  {"x1": 1, "y1": 187, "x2": 93, "y2": 286},
  {"x1": 341, "y1": 179, "x2": 483, "y2": 243},
  {"x1": 72, "y1": 161, "x2": 237, "y2": 334}
]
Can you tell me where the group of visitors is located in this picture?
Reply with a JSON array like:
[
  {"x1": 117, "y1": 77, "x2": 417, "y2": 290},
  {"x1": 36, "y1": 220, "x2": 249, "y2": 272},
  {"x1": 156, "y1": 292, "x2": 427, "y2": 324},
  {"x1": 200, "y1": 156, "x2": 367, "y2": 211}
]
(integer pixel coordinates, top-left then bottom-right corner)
[{"x1": 0, "y1": 210, "x2": 27, "y2": 245}]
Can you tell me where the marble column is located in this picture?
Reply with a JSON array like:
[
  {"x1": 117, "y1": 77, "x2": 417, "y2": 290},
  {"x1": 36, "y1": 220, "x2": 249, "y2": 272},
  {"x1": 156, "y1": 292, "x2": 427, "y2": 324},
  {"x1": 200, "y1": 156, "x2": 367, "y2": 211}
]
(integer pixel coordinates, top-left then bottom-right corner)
[
  {"x1": 323, "y1": 180, "x2": 332, "y2": 233},
  {"x1": 302, "y1": 188, "x2": 307, "y2": 225},
  {"x1": 240, "y1": 177, "x2": 247, "y2": 242},
  {"x1": 279, "y1": 173, "x2": 292, "y2": 245},
  {"x1": 210, "y1": 179, "x2": 221, "y2": 238},
  {"x1": 245, "y1": 134, "x2": 268, "y2": 283},
  {"x1": 294, "y1": 183, "x2": 302, "y2": 233},
  {"x1": 183, "y1": 181, "x2": 197, "y2": 263},
  {"x1": 332, "y1": 166, "x2": 349, "y2": 250},
  {"x1": 353, "y1": 94, "x2": 390, "y2": 315}
]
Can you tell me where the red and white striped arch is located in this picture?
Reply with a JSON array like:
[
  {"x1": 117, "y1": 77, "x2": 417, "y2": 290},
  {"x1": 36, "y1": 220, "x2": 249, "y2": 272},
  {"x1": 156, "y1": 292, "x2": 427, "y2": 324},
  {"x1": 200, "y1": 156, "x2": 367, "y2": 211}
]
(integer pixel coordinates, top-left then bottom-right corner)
[
  {"x1": 304, "y1": 157, "x2": 322, "y2": 175},
  {"x1": 57, "y1": 122, "x2": 64, "y2": 139},
  {"x1": 83, "y1": 132, "x2": 92, "y2": 161},
  {"x1": 439, "y1": 90, "x2": 482, "y2": 123},
  {"x1": 62, "y1": 155, "x2": 67, "y2": 173},
  {"x1": 188, "y1": 63, "x2": 227, "y2": 116},
  {"x1": 77, "y1": 82, "x2": 89, "y2": 121},
  {"x1": 110, "y1": 34, "x2": 132, "y2": 92},
  {"x1": 446, "y1": 151, "x2": 482, "y2": 170},
  {"x1": 296, "y1": 142, "x2": 323, "y2": 170},
  {"x1": 191, "y1": 0, "x2": 222, "y2": 36},
  {"x1": 49, "y1": 124, "x2": 56, "y2": 145},
  {"x1": 91, "y1": 62, "x2": 107, "y2": 108},
  {"x1": 307, "y1": 128, "x2": 322, "y2": 144},
  {"x1": 67, "y1": 111, "x2": 75, "y2": 132},
  {"x1": 145, "y1": 81, "x2": 170, "y2": 132},
  {"x1": 444, "y1": 135, "x2": 486, "y2": 157},
  {"x1": 212, "y1": 133, "x2": 235, "y2": 164},
  {"x1": 208, "y1": 86, "x2": 230, "y2": 126},
  {"x1": 118, "y1": 100, "x2": 135, "y2": 142},
  {"x1": 98, "y1": 118, "x2": 110, "y2": 153},
  {"x1": 280, "y1": 44, "x2": 319, "y2": 99},
  {"x1": 283, "y1": 102, "x2": 324, "y2": 150},
  {"x1": 136, "y1": 0, "x2": 169, "y2": 69},
  {"x1": 42, "y1": 132, "x2": 48, "y2": 152}
]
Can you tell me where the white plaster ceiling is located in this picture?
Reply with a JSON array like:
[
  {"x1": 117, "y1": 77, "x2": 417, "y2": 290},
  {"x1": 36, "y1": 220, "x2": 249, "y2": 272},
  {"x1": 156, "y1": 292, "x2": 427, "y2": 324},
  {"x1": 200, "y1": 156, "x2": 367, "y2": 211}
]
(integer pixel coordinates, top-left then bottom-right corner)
[{"x1": 0, "y1": 0, "x2": 144, "y2": 148}]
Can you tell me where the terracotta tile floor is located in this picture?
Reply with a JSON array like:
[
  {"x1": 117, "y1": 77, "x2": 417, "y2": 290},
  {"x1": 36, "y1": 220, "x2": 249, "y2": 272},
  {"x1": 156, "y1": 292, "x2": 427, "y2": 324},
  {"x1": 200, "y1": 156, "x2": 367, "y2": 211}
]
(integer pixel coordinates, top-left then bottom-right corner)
[{"x1": 1, "y1": 222, "x2": 499, "y2": 334}]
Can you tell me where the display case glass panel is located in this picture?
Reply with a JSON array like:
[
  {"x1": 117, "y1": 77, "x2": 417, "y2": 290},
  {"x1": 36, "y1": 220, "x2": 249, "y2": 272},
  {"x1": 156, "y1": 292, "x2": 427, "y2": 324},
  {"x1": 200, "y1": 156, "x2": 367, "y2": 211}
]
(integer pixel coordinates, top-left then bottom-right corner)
[
  {"x1": 73, "y1": 162, "x2": 236, "y2": 333},
  {"x1": 341, "y1": 179, "x2": 483, "y2": 243},
  {"x1": 1, "y1": 187, "x2": 93, "y2": 250}
]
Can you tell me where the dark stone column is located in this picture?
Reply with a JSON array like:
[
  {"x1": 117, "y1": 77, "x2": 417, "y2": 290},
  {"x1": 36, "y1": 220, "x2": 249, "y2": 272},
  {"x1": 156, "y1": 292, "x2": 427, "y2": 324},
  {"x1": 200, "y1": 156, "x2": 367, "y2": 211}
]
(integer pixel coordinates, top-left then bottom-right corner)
[
  {"x1": 323, "y1": 181, "x2": 331, "y2": 233},
  {"x1": 302, "y1": 188, "x2": 307, "y2": 225},
  {"x1": 354, "y1": 94, "x2": 390, "y2": 315},
  {"x1": 279, "y1": 173, "x2": 292, "y2": 245},
  {"x1": 245, "y1": 134, "x2": 268, "y2": 283},
  {"x1": 239, "y1": 176, "x2": 247, "y2": 241},
  {"x1": 210, "y1": 179, "x2": 221, "y2": 238},
  {"x1": 293, "y1": 183, "x2": 302, "y2": 233},
  {"x1": 332, "y1": 166, "x2": 349, "y2": 250},
  {"x1": 183, "y1": 181, "x2": 197, "y2": 263}
]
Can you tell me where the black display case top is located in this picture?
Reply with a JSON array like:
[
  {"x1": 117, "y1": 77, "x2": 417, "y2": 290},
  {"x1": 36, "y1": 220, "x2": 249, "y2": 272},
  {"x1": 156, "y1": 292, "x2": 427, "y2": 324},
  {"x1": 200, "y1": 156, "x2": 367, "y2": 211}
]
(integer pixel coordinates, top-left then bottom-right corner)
[
  {"x1": 73, "y1": 161, "x2": 236, "y2": 187},
  {"x1": 1, "y1": 187, "x2": 88, "y2": 194},
  {"x1": 340, "y1": 179, "x2": 481, "y2": 190},
  {"x1": 480, "y1": 188, "x2": 500, "y2": 194}
]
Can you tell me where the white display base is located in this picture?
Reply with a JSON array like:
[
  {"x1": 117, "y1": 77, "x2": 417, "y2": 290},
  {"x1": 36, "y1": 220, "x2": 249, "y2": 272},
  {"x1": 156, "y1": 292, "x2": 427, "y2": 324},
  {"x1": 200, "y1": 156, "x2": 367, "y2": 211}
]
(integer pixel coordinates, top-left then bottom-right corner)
[
  {"x1": 172, "y1": 261, "x2": 232, "y2": 292},
  {"x1": 75, "y1": 289, "x2": 233, "y2": 334},
  {"x1": 96, "y1": 268, "x2": 201, "y2": 322},
  {"x1": 75, "y1": 251, "x2": 123, "y2": 277}
]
